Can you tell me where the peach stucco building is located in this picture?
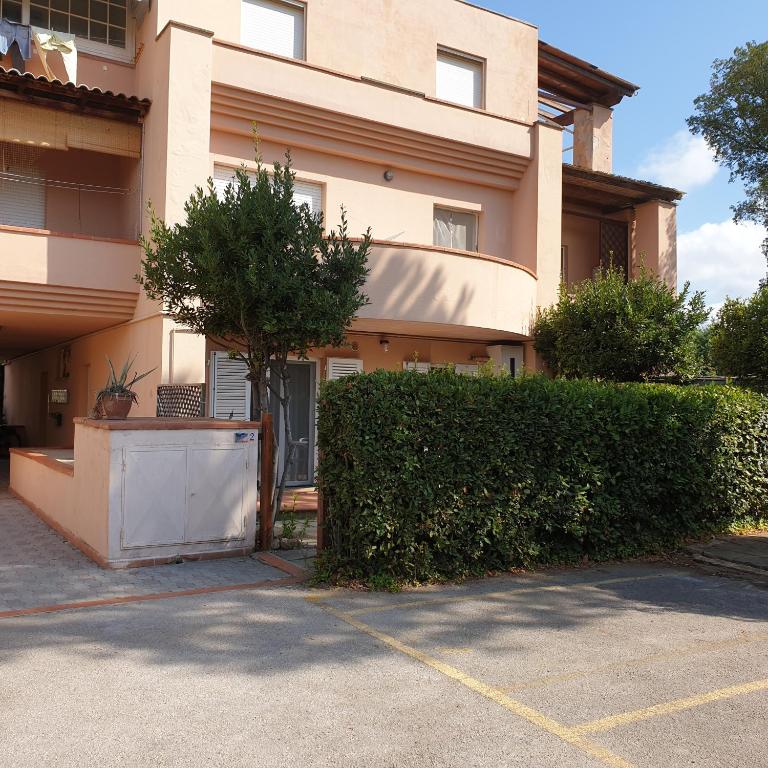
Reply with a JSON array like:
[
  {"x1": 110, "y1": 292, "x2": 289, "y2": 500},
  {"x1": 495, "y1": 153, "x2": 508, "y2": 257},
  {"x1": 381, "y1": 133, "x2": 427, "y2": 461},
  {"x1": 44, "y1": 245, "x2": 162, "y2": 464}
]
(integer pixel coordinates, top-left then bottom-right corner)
[{"x1": 1, "y1": 0, "x2": 681, "y2": 485}]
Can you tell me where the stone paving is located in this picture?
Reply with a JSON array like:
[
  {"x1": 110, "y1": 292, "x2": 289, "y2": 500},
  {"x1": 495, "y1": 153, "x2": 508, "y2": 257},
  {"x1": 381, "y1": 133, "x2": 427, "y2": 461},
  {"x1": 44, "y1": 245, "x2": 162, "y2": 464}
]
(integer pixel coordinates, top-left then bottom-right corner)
[{"x1": 0, "y1": 467, "x2": 293, "y2": 613}]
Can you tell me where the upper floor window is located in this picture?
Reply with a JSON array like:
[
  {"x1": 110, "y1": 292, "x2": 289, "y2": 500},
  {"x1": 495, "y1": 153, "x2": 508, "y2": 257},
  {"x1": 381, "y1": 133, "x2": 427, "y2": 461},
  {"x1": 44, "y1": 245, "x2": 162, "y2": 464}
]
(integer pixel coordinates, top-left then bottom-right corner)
[
  {"x1": 2, "y1": 1, "x2": 132, "y2": 59},
  {"x1": 241, "y1": 0, "x2": 305, "y2": 60},
  {"x1": 29, "y1": 0, "x2": 127, "y2": 49},
  {"x1": 213, "y1": 165, "x2": 322, "y2": 218},
  {"x1": 0, "y1": 1, "x2": 23, "y2": 23},
  {"x1": 436, "y1": 48, "x2": 484, "y2": 109},
  {"x1": 434, "y1": 206, "x2": 478, "y2": 252}
]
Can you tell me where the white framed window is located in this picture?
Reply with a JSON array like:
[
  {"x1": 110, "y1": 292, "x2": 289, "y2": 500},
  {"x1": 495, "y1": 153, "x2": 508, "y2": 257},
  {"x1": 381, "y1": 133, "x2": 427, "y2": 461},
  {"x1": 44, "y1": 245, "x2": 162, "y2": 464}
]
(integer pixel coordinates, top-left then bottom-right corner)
[
  {"x1": 4, "y1": 1, "x2": 135, "y2": 62},
  {"x1": 436, "y1": 47, "x2": 484, "y2": 109},
  {"x1": 433, "y1": 206, "x2": 478, "y2": 252},
  {"x1": 241, "y1": 0, "x2": 305, "y2": 60},
  {"x1": 213, "y1": 165, "x2": 323, "y2": 217}
]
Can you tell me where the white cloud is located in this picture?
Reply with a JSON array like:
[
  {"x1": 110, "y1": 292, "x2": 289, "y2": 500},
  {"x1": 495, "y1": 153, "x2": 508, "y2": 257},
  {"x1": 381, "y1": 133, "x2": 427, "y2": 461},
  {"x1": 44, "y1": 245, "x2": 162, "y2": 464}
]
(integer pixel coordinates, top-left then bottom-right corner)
[
  {"x1": 637, "y1": 130, "x2": 719, "y2": 191},
  {"x1": 678, "y1": 220, "x2": 766, "y2": 309}
]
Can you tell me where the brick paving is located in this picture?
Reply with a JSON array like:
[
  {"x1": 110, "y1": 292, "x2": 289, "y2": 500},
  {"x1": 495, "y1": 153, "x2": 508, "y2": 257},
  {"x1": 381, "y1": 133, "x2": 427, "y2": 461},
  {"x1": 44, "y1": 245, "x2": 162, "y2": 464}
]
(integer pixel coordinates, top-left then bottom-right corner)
[{"x1": 0, "y1": 461, "x2": 293, "y2": 613}]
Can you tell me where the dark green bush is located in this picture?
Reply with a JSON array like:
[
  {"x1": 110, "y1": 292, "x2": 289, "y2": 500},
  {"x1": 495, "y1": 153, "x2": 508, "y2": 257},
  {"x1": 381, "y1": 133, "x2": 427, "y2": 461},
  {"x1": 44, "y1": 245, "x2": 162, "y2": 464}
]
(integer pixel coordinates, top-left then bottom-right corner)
[
  {"x1": 533, "y1": 268, "x2": 709, "y2": 381},
  {"x1": 317, "y1": 370, "x2": 768, "y2": 582}
]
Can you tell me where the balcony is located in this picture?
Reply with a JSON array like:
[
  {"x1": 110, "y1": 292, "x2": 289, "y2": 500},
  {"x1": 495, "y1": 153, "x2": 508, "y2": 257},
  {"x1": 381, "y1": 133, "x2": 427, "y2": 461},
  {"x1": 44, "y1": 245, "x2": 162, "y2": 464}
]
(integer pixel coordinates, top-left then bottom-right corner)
[
  {"x1": 0, "y1": 143, "x2": 141, "y2": 357},
  {"x1": 355, "y1": 241, "x2": 538, "y2": 340}
]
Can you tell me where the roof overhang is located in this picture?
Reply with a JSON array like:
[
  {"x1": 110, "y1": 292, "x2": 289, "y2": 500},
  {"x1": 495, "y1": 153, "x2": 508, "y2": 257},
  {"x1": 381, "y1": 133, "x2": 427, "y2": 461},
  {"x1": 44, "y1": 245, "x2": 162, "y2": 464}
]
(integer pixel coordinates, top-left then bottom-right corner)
[
  {"x1": 563, "y1": 165, "x2": 684, "y2": 214},
  {"x1": 0, "y1": 67, "x2": 150, "y2": 124},
  {"x1": 539, "y1": 42, "x2": 639, "y2": 109}
]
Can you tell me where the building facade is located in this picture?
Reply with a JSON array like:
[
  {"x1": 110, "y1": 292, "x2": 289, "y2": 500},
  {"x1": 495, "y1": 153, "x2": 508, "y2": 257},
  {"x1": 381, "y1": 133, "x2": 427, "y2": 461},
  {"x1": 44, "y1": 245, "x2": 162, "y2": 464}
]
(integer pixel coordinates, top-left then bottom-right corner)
[{"x1": 0, "y1": 0, "x2": 681, "y2": 484}]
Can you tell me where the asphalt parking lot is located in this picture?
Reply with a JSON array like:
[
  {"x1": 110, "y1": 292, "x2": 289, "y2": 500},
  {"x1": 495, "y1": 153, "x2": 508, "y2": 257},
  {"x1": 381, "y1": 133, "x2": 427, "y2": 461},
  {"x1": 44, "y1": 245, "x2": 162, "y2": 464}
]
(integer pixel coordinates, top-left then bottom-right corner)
[{"x1": 2, "y1": 560, "x2": 767, "y2": 767}]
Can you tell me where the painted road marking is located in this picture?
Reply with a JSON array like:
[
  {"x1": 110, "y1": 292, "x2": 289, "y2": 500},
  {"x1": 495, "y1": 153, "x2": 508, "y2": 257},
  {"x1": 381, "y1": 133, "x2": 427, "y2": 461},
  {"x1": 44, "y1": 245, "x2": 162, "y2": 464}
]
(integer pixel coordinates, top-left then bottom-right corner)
[
  {"x1": 310, "y1": 597, "x2": 638, "y2": 768},
  {"x1": 572, "y1": 678, "x2": 768, "y2": 735},
  {"x1": 343, "y1": 573, "x2": 671, "y2": 617},
  {"x1": 500, "y1": 632, "x2": 768, "y2": 693}
]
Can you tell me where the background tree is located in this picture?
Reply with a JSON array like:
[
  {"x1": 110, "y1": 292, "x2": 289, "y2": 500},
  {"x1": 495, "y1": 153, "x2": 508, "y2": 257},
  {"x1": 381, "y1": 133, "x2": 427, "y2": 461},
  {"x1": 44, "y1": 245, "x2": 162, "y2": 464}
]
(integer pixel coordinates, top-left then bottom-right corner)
[
  {"x1": 688, "y1": 41, "x2": 768, "y2": 261},
  {"x1": 710, "y1": 284, "x2": 768, "y2": 387},
  {"x1": 140, "y1": 153, "x2": 372, "y2": 525},
  {"x1": 533, "y1": 268, "x2": 709, "y2": 382}
]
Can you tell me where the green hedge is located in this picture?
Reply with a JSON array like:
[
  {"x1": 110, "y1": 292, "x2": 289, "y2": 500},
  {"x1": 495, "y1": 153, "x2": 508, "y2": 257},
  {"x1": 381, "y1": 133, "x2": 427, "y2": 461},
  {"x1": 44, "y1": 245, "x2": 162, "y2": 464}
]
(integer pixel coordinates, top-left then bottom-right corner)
[{"x1": 317, "y1": 371, "x2": 768, "y2": 581}]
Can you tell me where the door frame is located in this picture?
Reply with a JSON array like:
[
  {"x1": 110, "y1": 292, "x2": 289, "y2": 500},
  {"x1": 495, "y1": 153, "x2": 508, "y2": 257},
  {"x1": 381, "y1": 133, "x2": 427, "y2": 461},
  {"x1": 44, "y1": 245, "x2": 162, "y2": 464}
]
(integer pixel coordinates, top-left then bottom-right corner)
[{"x1": 273, "y1": 358, "x2": 318, "y2": 488}]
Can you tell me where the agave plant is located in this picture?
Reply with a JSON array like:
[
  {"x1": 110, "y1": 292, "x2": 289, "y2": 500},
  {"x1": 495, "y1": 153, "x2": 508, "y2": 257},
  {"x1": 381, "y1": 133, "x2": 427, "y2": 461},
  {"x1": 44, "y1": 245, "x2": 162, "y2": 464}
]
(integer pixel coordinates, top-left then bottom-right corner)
[{"x1": 93, "y1": 356, "x2": 156, "y2": 416}]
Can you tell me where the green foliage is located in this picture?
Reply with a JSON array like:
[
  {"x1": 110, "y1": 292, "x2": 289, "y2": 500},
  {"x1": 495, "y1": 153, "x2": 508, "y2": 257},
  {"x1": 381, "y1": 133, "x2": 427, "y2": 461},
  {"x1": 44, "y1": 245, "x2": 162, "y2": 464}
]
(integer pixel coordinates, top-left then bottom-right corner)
[
  {"x1": 533, "y1": 268, "x2": 709, "y2": 381},
  {"x1": 317, "y1": 370, "x2": 768, "y2": 583},
  {"x1": 688, "y1": 41, "x2": 768, "y2": 259},
  {"x1": 139, "y1": 151, "x2": 372, "y2": 416},
  {"x1": 710, "y1": 284, "x2": 768, "y2": 386},
  {"x1": 96, "y1": 355, "x2": 155, "y2": 405}
]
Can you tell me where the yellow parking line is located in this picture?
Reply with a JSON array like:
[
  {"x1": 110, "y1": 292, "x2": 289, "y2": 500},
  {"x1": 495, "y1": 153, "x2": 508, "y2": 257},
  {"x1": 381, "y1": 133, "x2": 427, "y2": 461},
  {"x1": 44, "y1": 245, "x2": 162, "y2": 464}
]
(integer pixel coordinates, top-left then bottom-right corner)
[
  {"x1": 344, "y1": 573, "x2": 669, "y2": 617},
  {"x1": 501, "y1": 633, "x2": 768, "y2": 693},
  {"x1": 573, "y1": 678, "x2": 768, "y2": 735},
  {"x1": 311, "y1": 598, "x2": 637, "y2": 768}
]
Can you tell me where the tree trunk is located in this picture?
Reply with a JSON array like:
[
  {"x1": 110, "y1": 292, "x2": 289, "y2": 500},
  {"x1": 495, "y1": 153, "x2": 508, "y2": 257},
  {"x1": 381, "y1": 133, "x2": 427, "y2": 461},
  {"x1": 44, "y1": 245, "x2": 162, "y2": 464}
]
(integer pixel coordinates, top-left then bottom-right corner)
[{"x1": 272, "y1": 358, "x2": 297, "y2": 530}]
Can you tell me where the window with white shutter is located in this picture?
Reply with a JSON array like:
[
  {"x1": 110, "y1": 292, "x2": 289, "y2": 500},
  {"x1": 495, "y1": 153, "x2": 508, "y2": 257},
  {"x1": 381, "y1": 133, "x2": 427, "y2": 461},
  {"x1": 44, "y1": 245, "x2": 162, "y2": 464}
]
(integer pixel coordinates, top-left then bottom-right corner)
[
  {"x1": 241, "y1": 0, "x2": 305, "y2": 60},
  {"x1": 213, "y1": 165, "x2": 322, "y2": 217},
  {"x1": 0, "y1": 143, "x2": 45, "y2": 229},
  {"x1": 436, "y1": 48, "x2": 484, "y2": 109},
  {"x1": 403, "y1": 362, "x2": 432, "y2": 374},
  {"x1": 326, "y1": 358, "x2": 363, "y2": 380}
]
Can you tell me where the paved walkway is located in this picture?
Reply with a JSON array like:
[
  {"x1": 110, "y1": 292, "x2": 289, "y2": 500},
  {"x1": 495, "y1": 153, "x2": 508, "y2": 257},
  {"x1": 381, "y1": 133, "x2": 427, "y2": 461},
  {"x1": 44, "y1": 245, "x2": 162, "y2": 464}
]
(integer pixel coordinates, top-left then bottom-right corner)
[
  {"x1": 689, "y1": 532, "x2": 768, "y2": 579},
  {"x1": 0, "y1": 479, "x2": 298, "y2": 614}
]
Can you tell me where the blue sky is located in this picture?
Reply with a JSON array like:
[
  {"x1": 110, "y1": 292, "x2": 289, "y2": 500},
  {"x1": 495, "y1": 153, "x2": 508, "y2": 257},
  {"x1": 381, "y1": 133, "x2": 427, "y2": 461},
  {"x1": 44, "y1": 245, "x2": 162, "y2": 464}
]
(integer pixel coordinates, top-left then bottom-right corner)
[{"x1": 477, "y1": 0, "x2": 768, "y2": 308}]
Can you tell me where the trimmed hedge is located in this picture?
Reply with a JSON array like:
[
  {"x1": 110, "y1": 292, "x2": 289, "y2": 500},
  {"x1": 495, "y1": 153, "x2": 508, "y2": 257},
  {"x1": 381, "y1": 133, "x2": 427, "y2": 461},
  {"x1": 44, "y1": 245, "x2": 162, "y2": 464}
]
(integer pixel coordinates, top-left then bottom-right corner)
[{"x1": 317, "y1": 371, "x2": 768, "y2": 581}]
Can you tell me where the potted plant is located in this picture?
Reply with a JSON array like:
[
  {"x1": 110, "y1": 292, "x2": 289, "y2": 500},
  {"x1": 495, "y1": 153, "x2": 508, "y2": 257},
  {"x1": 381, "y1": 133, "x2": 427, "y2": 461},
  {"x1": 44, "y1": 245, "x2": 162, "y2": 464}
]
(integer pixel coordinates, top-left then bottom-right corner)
[{"x1": 94, "y1": 356, "x2": 156, "y2": 420}]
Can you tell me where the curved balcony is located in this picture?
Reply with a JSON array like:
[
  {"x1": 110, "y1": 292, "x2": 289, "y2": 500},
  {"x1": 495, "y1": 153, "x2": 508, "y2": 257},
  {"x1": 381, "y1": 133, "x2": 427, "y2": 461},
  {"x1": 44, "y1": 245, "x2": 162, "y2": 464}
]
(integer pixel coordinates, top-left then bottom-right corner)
[{"x1": 355, "y1": 241, "x2": 537, "y2": 340}]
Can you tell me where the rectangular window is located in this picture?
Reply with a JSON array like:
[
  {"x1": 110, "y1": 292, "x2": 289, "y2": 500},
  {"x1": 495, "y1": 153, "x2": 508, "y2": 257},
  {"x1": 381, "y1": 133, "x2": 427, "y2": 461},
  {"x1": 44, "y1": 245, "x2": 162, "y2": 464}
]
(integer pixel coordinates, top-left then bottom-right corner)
[
  {"x1": 433, "y1": 207, "x2": 478, "y2": 252},
  {"x1": 241, "y1": 0, "x2": 305, "y2": 60},
  {"x1": 436, "y1": 48, "x2": 484, "y2": 109},
  {"x1": 0, "y1": 0, "x2": 23, "y2": 23},
  {"x1": 213, "y1": 165, "x2": 322, "y2": 217},
  {"x1": 28, "y1": 0, "x2": 128, "y2": 49}
]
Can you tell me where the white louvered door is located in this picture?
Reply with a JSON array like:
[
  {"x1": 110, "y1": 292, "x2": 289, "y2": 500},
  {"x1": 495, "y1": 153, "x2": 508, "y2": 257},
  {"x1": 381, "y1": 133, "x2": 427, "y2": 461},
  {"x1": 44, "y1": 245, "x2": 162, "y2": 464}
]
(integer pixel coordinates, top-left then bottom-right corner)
[{"x1": 211, "y1": 352, "x2": 251, "y2": 420}]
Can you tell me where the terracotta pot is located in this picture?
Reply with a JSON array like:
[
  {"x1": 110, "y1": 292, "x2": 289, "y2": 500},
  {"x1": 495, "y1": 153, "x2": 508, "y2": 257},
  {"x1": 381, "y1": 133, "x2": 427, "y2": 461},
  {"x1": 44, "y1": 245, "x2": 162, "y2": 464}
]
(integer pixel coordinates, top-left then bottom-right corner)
[{"x1": 102, "y1": 394, "x2": 134, "y2": 420}]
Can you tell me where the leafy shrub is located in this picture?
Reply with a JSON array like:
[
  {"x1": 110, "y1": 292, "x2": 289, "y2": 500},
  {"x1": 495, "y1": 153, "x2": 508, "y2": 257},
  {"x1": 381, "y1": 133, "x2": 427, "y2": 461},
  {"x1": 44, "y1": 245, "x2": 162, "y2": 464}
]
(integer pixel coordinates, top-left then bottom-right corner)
[
  {"x1": 533, "y1": 269, "x2": 709, "y2": 381},
  {"x1": 710, "y1": 285, "x2": 768, "y2": 387},
  {"x1": 317, "y1": 370, "x2": 768, "y2": 582}
]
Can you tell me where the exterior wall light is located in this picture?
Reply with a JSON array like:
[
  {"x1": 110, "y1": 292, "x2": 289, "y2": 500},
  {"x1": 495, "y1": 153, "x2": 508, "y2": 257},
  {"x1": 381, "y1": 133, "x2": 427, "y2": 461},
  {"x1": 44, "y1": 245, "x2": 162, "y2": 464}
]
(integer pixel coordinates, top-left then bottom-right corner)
[
  {"x1": 383, "y1": 170, "x2": 395, "y2": 182},
  {"x1": 380, "y1": 339, "x2": 390, "y2": 353}
]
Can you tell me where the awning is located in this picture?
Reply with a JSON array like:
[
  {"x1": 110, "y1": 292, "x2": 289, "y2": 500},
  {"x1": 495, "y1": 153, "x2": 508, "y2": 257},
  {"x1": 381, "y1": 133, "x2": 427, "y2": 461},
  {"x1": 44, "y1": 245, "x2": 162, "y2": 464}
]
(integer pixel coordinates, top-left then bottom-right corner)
[
  {"x1": 563, "y1": 165, "x2": 684, "y2": 213},
  {"x1": 0, "y1": 66, "x2": 150, "y2": 124}
]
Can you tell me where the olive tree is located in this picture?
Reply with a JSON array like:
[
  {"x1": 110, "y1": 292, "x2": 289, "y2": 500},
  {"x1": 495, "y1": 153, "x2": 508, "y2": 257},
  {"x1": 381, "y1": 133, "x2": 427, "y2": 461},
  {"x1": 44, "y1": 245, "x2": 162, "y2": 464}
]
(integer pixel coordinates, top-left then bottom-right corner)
[{"x1": 139, "y1": 153, "x2": 372, "y2": 527}]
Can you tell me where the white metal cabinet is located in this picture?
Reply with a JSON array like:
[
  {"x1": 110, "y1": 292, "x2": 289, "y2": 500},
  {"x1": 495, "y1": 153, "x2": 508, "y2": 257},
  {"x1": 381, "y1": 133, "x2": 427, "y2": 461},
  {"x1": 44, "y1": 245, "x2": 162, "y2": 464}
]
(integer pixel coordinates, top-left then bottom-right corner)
[
  {"x1": 186, "y1": 447, "x2": 247, "y2": 542},
  {"x1": 122, "y1": 448, "x2": 187, "y2": 547},
  {"x1": 121, "y1": 444, "x2": 250, "y2": 549}
]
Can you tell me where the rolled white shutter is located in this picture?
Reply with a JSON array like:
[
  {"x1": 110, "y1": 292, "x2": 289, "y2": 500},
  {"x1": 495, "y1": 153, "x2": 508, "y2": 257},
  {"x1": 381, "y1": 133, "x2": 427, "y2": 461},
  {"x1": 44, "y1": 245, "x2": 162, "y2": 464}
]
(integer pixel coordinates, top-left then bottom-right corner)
[
  {"x1": 211, "y1": 352, "x2": 252, "y2": 420},
  {"x1": 241, "y1": 0, "x2": 305, "y2": 59},
  {"x1": 327, "y1": 358, "x2": 364, "y2": 380},
  {"x1": 293, "y1": 180, "x2": 322, "y2": 216},
  {"x1": 212, "y1": 166, "x2": 236, "y2": 200},
  {"x1": 213, "y1": 166, "x2": 322, "y2": 216},
  {"x1": 436, "y1": 50, "x2": 483, "y2": 109}
]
